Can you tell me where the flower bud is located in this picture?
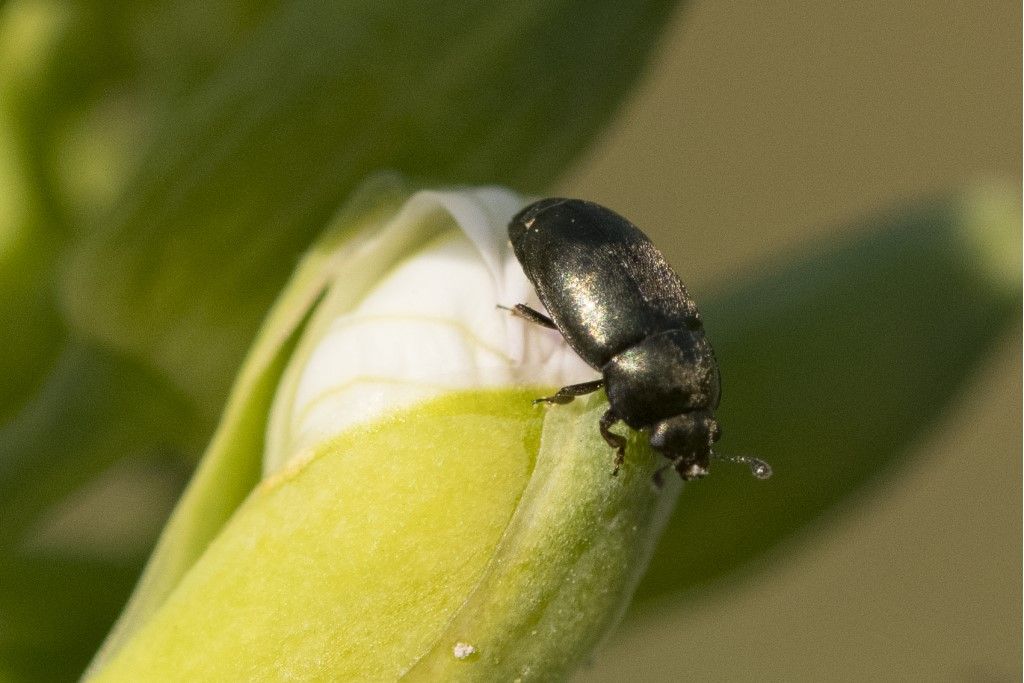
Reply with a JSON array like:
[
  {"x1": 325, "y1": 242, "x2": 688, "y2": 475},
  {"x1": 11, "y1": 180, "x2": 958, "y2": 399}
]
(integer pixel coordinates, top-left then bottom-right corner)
[{"x1": 87, "y1": 181, "x2": 680, "y2": 681}]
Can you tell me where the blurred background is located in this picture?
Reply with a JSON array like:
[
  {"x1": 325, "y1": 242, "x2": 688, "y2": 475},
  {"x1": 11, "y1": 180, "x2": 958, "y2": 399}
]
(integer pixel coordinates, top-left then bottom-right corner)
[
  {"x1": 560, "y1": 2, "x2": 1020, "y2": 680},
  {"x1": 1, "y1": 1, "x2": 1019, "y2": 681}
]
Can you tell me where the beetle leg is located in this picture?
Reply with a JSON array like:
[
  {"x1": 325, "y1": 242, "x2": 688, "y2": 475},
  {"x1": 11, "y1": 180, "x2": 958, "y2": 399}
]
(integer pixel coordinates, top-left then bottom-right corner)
[
  {"x1": 533, "y1": 379, "x2": 605, "y2": 406},
  {"x1": 498, "y1": 303, "x2": 558, "y2": 330},
  {"x1": 599, "y1": 408, "x2": 627, "y2": 476}
]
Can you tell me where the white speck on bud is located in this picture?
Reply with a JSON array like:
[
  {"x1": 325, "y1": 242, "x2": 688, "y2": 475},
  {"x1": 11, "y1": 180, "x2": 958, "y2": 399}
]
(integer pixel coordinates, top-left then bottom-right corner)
[
  {"x1": 263, "y1": 187, "x2": 593, "y2": 474},
  {"x1": 452, "y1": 642, "x2": 477, "y2": 660}
]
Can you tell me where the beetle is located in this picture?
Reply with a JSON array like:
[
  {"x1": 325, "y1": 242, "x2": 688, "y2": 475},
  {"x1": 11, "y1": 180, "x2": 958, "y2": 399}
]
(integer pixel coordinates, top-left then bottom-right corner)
[{"x1": 507, "y1": 197, "x2": 770, "y2": 482}]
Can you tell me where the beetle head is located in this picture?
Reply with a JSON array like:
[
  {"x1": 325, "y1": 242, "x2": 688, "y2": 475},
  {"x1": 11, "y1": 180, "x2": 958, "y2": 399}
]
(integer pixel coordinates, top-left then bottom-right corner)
[{"x1": 648, "y1": 411, "x2": 721, "y2": 480}]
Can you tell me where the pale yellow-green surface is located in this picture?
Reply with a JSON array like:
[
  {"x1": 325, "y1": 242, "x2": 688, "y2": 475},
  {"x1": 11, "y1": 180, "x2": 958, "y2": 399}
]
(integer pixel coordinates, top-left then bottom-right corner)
[
  {"x1": 93, "y1": 391, "x2": 538, "y2": 681},
  {"x1": 560, "y1": 2, "x2": 1020, "y2": 679},
  {"x1": 93, "y1": 391, "x2": 677, "y2": 682}
]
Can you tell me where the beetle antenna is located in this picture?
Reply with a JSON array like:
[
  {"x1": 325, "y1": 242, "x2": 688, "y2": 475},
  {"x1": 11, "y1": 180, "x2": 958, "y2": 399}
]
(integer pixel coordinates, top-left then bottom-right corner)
[{"x1": 712, "y1": 451, "x2": 773, "y2": 480}]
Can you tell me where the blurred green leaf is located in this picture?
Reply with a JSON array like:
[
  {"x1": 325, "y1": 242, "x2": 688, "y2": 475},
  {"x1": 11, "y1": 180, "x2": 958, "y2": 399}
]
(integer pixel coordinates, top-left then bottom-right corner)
[
  {"x1": 0, "y1": 557, "x2": 142, "y2": 682},
  {"x1": 0, "y1": 342, "x2": 204, "y2": 682},
  {"x1": 634, "y1": 187, "x2": 1021, "y2": 605},
  {"x1": 0, "y1": 342, "x2": 204, "y2": 551},
  {"x1": 62, "y1": 0, "x2": 681, "y2": 417},
  {"x1": 0, "y1": 0, "x2": 284, "y2": 420},
  {"x1": 0, "y1": 169, "x2": 63, "y2": 424},
  {"x1": 2, "y1": 0, "x2": 283, "y2": 230},
  {"x1": 0, "y1": 9, "x2": 65, "y2": 421}
]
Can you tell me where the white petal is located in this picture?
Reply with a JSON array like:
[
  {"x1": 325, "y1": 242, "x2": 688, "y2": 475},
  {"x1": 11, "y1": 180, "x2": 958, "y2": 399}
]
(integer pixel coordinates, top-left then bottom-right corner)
[{"x1": 265, "y1": 188, "x2": 594, "y2": 473}]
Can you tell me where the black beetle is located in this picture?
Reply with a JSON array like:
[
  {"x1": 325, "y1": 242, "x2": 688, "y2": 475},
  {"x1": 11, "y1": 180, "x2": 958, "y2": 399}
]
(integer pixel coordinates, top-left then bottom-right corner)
[{"x1": 507, "y1": 198, "x2": 769, "y2": 482}]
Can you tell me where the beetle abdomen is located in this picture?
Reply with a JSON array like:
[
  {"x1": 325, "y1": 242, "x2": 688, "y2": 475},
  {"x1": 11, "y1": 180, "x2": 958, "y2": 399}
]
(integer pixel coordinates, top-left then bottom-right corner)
[{"x1": 509, "y1": 199, "x2": 700, "y2": 367}]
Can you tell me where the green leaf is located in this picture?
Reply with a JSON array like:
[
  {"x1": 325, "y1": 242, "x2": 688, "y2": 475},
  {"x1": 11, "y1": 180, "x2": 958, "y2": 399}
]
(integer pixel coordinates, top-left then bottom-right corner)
[
  {"x1": 0, "y1": 11, "x2": 65, "y2": 421},
  {"x1": 0, "y1": 195, "x2": 63, "y2": 425},
  {"x1": 0, "y1": 557, "x2": 143, "y2": 683},
  {"x1": 62, "y1": 0, "x2": 681, "y2": 417},
  {"x1": 634, "y1": 186, "x2": 1020, "y2": 604},
  {"x1": 1, "y1": 0, "x2": 284, "y2": 231},
  {"x1": 0, "y1": 0, "x2": 284, "y2": 421},
  {"x1": 0, "y1": 342, "x2": 204, "y2": 552},
  {"x1": 0, "y1": 341, "x2": 203, "y2": 681}
]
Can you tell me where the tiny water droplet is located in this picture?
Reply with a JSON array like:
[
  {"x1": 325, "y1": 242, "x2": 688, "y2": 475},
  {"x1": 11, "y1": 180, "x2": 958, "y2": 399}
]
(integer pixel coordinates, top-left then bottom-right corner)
[{"x1": 749, "y1": 458, "x2": 772, "y2": 479}]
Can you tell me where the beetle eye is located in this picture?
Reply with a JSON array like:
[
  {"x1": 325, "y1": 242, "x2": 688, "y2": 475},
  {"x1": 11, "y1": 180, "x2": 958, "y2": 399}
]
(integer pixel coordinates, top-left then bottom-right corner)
[{"x1": 709, "y1": 421, "x2": 722, "y2": 442}]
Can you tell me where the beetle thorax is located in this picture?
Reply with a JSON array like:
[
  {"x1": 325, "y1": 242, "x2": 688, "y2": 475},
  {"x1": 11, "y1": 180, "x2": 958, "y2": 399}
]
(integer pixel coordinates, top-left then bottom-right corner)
[{"x1": 601, "y1": 328, "x2": 720, "y2": 428}]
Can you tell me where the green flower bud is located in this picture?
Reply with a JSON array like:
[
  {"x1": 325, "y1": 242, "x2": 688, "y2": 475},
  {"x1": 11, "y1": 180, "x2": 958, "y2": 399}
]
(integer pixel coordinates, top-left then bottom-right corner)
[{"x1": 86, "y1": 179, "x2": 680, "y2": 681}]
